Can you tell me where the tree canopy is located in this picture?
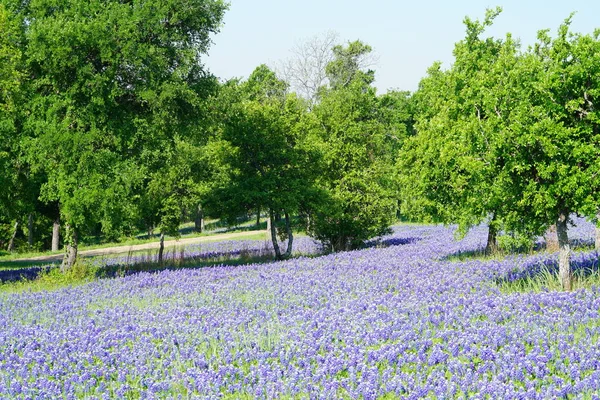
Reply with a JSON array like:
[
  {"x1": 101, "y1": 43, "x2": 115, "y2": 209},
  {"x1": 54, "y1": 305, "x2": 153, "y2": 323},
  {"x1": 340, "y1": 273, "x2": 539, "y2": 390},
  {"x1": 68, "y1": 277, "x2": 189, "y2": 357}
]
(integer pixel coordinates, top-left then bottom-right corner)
[
  {"x1": 401, "y1": 8, "x2": 600, "y2": 290},
  {"x1": 2, "y1": 0, "x2": 227, "y2": 266},
  {"x1": 309, "y1": 41, "x2": 400, "y2": 251}
]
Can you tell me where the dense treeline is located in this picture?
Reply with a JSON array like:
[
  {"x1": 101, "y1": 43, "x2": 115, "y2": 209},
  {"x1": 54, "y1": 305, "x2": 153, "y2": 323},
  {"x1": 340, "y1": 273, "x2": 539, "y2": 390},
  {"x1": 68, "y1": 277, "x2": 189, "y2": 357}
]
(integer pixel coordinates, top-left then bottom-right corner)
[
  {"x1": 0, "y1": 3, "x2": 599, "y2": 289},
  {"x1": 401, "y1": 8, "x2": 600, "y2": 290}
]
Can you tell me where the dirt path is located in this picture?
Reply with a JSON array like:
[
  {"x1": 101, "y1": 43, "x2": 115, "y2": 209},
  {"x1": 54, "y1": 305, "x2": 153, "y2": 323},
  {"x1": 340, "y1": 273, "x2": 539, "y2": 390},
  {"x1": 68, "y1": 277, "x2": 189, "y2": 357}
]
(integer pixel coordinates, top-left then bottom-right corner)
[{"x1": 14, "y1": 230, "x2": 268, "y2": 263}]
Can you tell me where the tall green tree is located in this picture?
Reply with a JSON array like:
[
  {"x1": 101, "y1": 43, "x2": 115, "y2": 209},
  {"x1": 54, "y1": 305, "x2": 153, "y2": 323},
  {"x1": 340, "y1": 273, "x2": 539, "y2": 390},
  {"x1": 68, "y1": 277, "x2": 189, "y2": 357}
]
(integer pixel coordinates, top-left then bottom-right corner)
[
  {"x1": 0, "y1": 3, "x2": 32, "y2": 251},
  {"x1": 325, "y1": 40, "x2": 375, "y2": 90},
  {"x1": 309, "y1": 41, "x2": 400, "y2": 251},
  {"x1": 140, "y1": 137, "x2": 209, "y2": 263},
  {"x1": 399, "y1": 8, "x2": 520, "y2": 253},
  {"x1": 401, "y1": 9, "x2": 600, "y2": 290},
  {"x1": 496, "y1": 18, "x2": 600, "y2": 290},
  {"x1": 205, "y1": 66, "x2": 320, "y2": 259},
  {"x1": 0, "y1": 4, "x2": 19, "y2": 248},
  {"x1": 11, "y1": 0, "x2": 227, "y2": 269}
]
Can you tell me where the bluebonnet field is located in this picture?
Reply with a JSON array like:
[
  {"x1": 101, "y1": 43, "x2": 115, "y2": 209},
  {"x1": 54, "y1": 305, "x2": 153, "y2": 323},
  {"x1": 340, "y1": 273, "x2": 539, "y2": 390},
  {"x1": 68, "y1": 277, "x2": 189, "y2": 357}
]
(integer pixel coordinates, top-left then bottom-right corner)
[{"x1": 1, "y1": 220, "x2": 600, "y2": 399}]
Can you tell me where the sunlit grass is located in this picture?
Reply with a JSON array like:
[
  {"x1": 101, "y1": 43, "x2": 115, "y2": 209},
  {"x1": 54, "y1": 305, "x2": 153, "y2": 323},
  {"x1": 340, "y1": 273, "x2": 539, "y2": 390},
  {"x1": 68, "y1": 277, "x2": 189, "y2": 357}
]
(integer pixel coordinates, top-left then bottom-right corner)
[
  {"x1": 498, "y1": 266, "x2": 600, "y2": 293},
  {"x1": 0, "y1": 231, "x2": 269, "y2": 270},
  {"x1": 0, "y1": 218, "x2": 268, "y2": 263},
  {"x1": 0, "y1": 236, "x2": 294, "y2": 294},
  {"x1": 0, "y1": 261, "x2": 98, "y2": 294}
]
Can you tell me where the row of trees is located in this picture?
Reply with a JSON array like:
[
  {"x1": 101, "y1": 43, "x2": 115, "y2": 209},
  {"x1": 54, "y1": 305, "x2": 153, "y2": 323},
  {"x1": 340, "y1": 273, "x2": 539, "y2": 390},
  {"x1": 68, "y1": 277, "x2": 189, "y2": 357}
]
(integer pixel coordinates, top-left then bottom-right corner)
[
  {"x1": 200, "y1": 40, "x2": 407, "y2": 256},
  {"x1": 0, "y1": 0, "x2": 229, "y2": 267},
  {"x1": 0, "y1": 0, "x2": 408, "y2": 267},
  {"x1": 400, "y1": 8, "x2": 600, "y2": 290},
  {"x1": 1, "y1": 2, "x2": 599, "y2": 290}
]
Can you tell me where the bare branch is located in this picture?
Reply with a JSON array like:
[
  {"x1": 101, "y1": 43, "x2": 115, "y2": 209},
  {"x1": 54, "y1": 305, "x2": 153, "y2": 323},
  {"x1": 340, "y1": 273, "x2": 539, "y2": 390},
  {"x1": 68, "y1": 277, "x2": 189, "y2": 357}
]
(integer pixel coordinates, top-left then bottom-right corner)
[{"x1": 274, "y1": 31, "x2": 340, "y2": 103}]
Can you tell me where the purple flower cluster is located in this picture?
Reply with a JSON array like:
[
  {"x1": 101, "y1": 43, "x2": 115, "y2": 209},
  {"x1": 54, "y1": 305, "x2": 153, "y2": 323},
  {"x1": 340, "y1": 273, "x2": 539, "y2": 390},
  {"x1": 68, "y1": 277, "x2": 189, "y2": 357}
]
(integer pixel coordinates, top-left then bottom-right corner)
[{"x1": 1, "y1": 221, "x2": 600, "y2": 398}]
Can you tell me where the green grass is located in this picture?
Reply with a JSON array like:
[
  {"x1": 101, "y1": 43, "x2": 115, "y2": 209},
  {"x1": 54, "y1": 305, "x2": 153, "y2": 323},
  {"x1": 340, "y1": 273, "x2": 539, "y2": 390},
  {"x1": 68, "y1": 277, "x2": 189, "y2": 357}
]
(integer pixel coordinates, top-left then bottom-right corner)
[
  {"x1": 0, "y1": 259, "x2": 59, "y2": 270},
  {"x1": 0, "y1": 228, "x2": 269, "y2": 266},
  {"x1": 498, "y1": 266, "x2": 600, "y2": 293},
  {"x1": 0, "y1": 234, "x2": 285, "y2": 294},
  {"x1": 79, "y1": 219, "x2": 267, "y2": 250},
  {"x1": 0, "y1": 261, "x2": 99, "y2": 294},
  {"x1": 0, "y1": 248, "x2": 63, "y2": 262},
  {"x1": 102, "y1": 231, "x2": 270, "y2": 258},
  {"x1": 0, "y1": 217, "x2": 268, "y2": 262}
]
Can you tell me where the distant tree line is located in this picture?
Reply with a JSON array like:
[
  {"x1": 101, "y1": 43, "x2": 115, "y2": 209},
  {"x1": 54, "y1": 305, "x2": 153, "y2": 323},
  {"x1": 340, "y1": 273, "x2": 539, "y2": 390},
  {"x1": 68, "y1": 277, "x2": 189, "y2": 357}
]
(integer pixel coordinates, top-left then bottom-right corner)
[{"x1": 0, "y1": 3, "x2": 598, "y2": 289}]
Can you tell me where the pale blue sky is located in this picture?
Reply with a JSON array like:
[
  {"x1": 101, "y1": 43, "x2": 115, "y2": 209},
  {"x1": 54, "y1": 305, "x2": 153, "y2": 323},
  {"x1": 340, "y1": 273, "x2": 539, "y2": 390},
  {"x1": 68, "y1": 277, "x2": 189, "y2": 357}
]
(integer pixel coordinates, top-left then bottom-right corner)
[{"x1": 204, "y1": 1, "x2": 600, "y2": 93}]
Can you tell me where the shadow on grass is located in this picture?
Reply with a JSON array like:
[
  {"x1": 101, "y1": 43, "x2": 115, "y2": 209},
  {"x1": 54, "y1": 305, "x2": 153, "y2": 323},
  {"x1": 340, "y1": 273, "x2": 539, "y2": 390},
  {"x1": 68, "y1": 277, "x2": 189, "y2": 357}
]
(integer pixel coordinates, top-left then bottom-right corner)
[
  {"x1": 443, "y1": 238, "x2": 595, "y2": 263},
  {"x1": 496, "y1": 250, "x2": 600, "y2": 292},
  {"x1": 0, "y1": 259, "x2": 59, "y2": 270},
  {"x1": 179, "y1": 221, "x2": 266, "y2": 236},
  {"x1": 0, "y1": 263, "x2": 58, "y2": 283},
  {"x1": 0, "y1": 241, "x2": 322, "y2": 286},
  {"x1": 0, "y1": 249, "x2": 277, "y2": 284},
  {"x1": 365, "y1": 237, "x2": 420, "y2": 249},
  {"x1": 96, "y1": 251, "x2": 278, "y2": 280}
]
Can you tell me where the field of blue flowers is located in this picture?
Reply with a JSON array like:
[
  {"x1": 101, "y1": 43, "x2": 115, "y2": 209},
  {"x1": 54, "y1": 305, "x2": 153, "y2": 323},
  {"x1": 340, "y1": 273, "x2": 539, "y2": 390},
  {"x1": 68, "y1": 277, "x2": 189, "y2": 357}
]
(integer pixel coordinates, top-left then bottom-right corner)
[{"x1": 1, "y1": 221, "x2": 600, "y2": 399}]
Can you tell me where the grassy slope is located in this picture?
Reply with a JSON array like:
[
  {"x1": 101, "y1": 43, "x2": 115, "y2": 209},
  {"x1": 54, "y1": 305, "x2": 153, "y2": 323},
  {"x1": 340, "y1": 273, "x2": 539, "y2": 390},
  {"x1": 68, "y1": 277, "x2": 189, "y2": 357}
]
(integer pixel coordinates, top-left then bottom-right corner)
[{"x1": 0, "y1": 219, "x2": 268, "y2": 263}]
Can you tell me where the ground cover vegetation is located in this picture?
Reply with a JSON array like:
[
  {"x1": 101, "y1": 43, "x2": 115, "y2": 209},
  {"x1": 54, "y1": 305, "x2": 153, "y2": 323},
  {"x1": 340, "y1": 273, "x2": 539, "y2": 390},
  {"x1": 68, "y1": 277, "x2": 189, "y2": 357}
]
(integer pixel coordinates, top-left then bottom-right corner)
[{"x1": 1, "y1": 221, "x2": 600, "y2": 397}]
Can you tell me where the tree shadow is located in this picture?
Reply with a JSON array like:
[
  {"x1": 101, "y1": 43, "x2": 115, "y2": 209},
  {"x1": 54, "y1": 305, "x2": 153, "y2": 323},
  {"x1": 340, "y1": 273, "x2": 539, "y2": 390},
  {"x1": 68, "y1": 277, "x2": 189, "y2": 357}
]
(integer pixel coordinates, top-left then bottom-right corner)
[
  {"x1": 0, "y1": 264, "x2": 56, "y2": 283},
  {"x1": 178, "y1": 221, "x2": 266, "y2": 236},
  {"x1": 443, "y1": 237, "x2": 594, "y2": 263},
  {"x1": 364, "y1": 237, "x2": 420, "y2": 249},
  {"x1": 497, "y1": 250, "x2": 600, "y2": 285}
]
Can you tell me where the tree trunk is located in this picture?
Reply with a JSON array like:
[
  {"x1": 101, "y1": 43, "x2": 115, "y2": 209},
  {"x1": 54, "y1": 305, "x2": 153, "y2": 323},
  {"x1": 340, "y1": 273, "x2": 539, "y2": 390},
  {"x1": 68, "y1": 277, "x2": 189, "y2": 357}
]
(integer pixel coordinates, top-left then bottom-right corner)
[
  {"x1": 52, "y1": 218, "x2": 60, "y2": 252},
  {"x1": 158, "y1": 233, "x2": 165, "y2": 264},
  {"x1": 27, "y1": 214, "x2": 34, "y2": 247},
  {"x1": 596, "y1": 211, "x2": 600, "y2": 251},
  {"x1": 256, "y1": 208, "x2": 261, "y2": 226},
  {"x1": 147, "y1": 225, "x2": 154, "y2": 240},
  {"x1": 485, "y1": 215, "x2": 498, "y2": 255},
  {"x1": 194, "y1": 205, "x2": 204, "y2": 233},
  {"x1": 266, "y1": 214, "x2": 271, "y2": 234},
  {"x1": 269, "y1": 208, "x2": 282, "y2": 260},
  {"x1": 282, "y1": 212, "x2": 294, "y2": 259},
  {"x1": 556, "y1": 212, "x2": 572, "y2": 291},
  {"x1": 545, "y1": 224, "x2": 559, "y2": 252},
  {"x1": 6, "y1": 221, "x2": 19, "y2": 252},
  {"x1": 61, "y1": 224, "x2": 78, "y2": 272}
]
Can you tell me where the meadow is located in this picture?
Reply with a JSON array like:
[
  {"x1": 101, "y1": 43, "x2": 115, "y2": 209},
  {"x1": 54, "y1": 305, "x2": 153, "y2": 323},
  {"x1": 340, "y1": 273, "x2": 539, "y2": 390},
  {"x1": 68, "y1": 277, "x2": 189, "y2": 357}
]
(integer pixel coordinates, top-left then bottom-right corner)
[{"x1": 1, "y1": 221, "x2": 600, "y2": 399}]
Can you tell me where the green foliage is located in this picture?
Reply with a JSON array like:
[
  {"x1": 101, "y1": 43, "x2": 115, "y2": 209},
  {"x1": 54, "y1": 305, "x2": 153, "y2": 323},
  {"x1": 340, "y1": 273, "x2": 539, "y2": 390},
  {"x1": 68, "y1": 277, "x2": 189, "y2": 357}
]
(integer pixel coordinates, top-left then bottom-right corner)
[
  {"x1": 496, "y1": 17, "x2": 600, "y2": 234},
  {"x1": 7, "y1": 0, "x2": 227, "y2": 261},
  {"x1": 204, "y1": 66, "x2": 320, "y2": 228},
  {"x1": 399, "y1": 8, "x2": 515, "y2": 235},
  {"x1": 400, "y1": 9, "x2": 600, "y2": 289},
  {"x1": 496, "y1": 232, "x2": 536, "y2": 254},
  {"x1": 400, "y1": 9, "x2": 600, "y2": 240},
  {"x1": 0, "y1": 4, "x2": 25, "y2": 240},
  {"x1": 309, "y1": 41, "x2": 402, "y2": 251},
  {"x1": 2, "y1": 0, "x2": 599, "y2": 272},
  {"x1": 0, "y1": 4, "x2": 21, "y2": 115},
  {"x1": 325, "y1": 40, "x2": 374, "y2": 89},
  {"x1": 141, "y1": 138, "x2": 209, "y2": 238}
]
